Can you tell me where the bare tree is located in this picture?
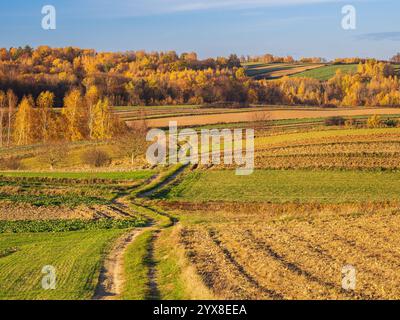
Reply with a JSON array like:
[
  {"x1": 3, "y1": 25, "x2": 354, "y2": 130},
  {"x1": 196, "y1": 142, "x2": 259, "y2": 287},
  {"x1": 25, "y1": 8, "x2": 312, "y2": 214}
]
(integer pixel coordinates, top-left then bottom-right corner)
[
  {"x1": 0, "y1": 91, "x2": 5, "y2": 148},
  {"x1": 250, "y1": 109, "x2": 271, "y2": 130},
  {"x1": 40, "y1": 142, "x2": 70, "y2": 170},
  {"x1": 118, "y1": 109, "x2": 149, "y2": 165},
  {"x1": 6, "y1": 90, "x2": 18, "y2": 147}
]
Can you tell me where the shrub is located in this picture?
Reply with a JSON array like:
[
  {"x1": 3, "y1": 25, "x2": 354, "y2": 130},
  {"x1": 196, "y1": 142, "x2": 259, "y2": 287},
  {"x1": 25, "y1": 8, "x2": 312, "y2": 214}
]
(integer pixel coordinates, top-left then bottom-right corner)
[
  {"x1": 0, "y1": 157, "x2": 22, "y2": 170},
  {"x1": 325, "y1": 116, "x2": 345, "y2": 126},
  {"x1": 367, "y1": 115, "x2": 383, "y2": 128},
  {"x1": 81, "y1": 149, "x2": 111, "y2": 168},
  {"x1": 383, "y1": 119, "x2": 398, "y2": 128},
  {"x1": 321, "y1": 103, "x2": 338, "y2": 109}
]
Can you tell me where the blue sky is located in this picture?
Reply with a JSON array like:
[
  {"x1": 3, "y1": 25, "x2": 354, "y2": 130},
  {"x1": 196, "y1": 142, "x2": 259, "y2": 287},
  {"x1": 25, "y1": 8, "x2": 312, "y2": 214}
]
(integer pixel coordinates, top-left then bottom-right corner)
[{"x1": 0, "y1": 0, "x2": 399, "y2": 59}]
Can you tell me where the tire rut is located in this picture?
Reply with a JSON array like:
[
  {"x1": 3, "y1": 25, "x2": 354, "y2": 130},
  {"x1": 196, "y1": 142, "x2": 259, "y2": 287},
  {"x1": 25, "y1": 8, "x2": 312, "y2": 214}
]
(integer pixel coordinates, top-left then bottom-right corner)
[{"x1": 146, "y1": 230, "x2": 161, "y2": 300}]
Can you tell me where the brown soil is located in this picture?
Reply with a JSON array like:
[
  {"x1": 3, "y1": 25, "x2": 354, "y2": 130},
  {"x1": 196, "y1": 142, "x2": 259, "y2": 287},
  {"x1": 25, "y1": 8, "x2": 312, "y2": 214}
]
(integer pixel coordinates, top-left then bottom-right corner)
[
  {"x1": 128, "y1": 107, "x2": 400, "y2": 128},
  {"x1": 0, "y1": 202, "x2": 137, "y2": 221}
]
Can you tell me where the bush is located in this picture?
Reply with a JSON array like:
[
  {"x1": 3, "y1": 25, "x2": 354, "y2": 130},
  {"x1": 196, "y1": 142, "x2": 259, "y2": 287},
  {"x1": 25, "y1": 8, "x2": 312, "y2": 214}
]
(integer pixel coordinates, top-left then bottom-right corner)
[
  {"x1": 383, "y1": 119, "x2": 398, "y2": 128},
  {"x1": 325, "y1": 116, "x2": 345, "y2": 126},
  {"x1": 367, "y1": 115, "x2": 383, "y2": 128},
  {"x1": 345, "y1": 118, "x2": 358, "y2": 128},
  {"x1": 321, "y1": 103, "x2": 338, "y2": 109},
  {"x1": 81, "y1": 149, "x2": 111, "y2": 168},
  {"x1": 0, "y1": 157, "x2": 22, "y2": 170}
]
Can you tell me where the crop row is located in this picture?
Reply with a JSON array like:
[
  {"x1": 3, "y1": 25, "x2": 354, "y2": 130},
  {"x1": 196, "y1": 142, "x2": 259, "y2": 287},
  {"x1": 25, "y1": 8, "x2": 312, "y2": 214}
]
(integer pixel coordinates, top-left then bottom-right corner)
[
  {"x1": 0, "y1": 218, "x2": 147, "y2": 233},
  {"x1": 0, "y1": 192, "x2": 110, "y2": 208}
]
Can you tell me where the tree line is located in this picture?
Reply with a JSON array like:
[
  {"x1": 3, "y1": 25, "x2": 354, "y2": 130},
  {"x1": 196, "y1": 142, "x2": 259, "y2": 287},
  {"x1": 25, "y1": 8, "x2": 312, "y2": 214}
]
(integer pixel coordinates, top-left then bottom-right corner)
[
  {"x1": 0, "y1": 86, "x2": 125, "y2": 147},
  {"x1": 255, "y1": 61, "x2": 400, "y2": 107}
]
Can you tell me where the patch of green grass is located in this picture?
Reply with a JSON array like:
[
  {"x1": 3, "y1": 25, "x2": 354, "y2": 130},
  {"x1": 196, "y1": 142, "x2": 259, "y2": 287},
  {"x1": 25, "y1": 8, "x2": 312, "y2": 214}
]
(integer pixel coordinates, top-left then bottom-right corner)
[
  {"x1": 292, "y1": 64, "x2": 358, "y2": 81},
  {"x1": 0, "y1": 229, "x2": 124, "y2": 300},
  {"x1": 130, "y1": 202, "x2": 173, "y2": 228},
  {"x1": 0, "y1": 193, "x2": 110, "y2": 207},
  {"x1": 0, "y1": 218, "x2": 147, "y2": 234},
  {"x1": 156, "y1": 169, "x2": 400, "y2": 203},
  {"x1": 121, "y1": 230, "x2": 153, "y2": 300},
  {"x1": 154, "y1": 228, "x2": 186, "y2": 300},
  {"x1": 0, "y1": 171, "x2": 154, "y2": 181},
  {"x1": 132, "y1": 164, "x2": 185, "y2": 197}
]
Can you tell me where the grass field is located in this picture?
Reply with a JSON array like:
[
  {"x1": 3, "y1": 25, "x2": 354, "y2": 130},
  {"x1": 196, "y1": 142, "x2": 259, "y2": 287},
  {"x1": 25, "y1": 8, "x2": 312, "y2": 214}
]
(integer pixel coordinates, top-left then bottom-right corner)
[
  {"x1": 0, "y1": 169, "x2": 151, "y2": 300},
  {"x1": 243, "y1": 62, "x2": 324, "y2": 79},
  {"x1": 245, "y1": 62, "x2": 400, "y2": 81},
  {"x1": 0, "y1": 229, "x2": 124, "y2": 299},
  {"x1": 291, "y1": 64, "x2": 358, "y2": 80},
  {"x1": 155, "y1": 169, "x2": 400, "y2": 203}
]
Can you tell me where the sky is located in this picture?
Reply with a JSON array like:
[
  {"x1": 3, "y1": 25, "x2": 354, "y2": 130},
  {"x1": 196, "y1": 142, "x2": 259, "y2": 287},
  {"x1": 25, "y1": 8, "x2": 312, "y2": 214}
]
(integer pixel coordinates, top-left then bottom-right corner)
[{"x1": 0, "y1": 0, "x2": 399, "y2": 60}]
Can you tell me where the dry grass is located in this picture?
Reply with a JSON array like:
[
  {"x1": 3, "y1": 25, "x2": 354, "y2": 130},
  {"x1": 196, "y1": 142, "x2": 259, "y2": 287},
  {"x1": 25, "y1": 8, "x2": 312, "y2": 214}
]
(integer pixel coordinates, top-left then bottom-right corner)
[
  {"x1": 169, "y1": 202, "x2": 400, "y2": 300},
  {"x1": 254, "y1": 131, "x2": 400, "y2": 169}
]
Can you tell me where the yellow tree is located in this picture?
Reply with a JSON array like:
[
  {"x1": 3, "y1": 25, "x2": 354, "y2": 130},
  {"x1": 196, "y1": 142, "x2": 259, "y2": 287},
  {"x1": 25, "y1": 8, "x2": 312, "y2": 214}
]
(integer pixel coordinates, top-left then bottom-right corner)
[
  {"x1": 62, "y1": 89, "x2": 87, "y2": 141},
  {"x1": 91, "y1": 98, "x2": 112, "y2": 140},
  {"x1": 13, "y1": 96, "x2": 35, "y2": 146},
  {"x1": 85, "y1": 85, "x2": 100, "y2": 139},
  {"x1": 36, "y1": 91, "x2": 55, "y2": 143}
]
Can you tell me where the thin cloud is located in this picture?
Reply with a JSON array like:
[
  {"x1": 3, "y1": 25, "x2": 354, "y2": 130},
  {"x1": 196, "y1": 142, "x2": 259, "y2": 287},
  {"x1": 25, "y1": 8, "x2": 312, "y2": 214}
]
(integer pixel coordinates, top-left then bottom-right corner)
[
  {"x1": 169, "y1": 0, "x2": 345, "y2": 13},
  {"x1": 87, "y1": 0, "x2": 352, "y2": 17},
  {"x1": 356, "y1": 32, "x2": 400, "y2": 41}
]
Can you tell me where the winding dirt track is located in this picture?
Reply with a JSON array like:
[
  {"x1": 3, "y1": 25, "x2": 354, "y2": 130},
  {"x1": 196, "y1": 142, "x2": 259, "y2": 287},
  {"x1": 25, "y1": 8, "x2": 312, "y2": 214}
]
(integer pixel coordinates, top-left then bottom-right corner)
[
  {"x1": 92, "y1": 167, "x2": 185, "y2": 300},
  {"x1": 127, "y1": 107, "x2": 400, "y2": 128}
]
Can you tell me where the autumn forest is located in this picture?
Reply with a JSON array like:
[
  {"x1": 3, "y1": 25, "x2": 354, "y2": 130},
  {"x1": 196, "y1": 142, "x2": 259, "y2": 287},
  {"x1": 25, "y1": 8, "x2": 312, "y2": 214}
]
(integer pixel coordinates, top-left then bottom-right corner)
[{"x1": 1, "y1": 46, "x2": 400, "y2": 147}]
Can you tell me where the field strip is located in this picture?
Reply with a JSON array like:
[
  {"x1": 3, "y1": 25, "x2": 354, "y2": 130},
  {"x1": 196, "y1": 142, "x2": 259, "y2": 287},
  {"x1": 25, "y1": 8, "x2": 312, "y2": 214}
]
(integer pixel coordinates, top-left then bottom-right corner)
[{"x1": 128, "y1": 108, "x2": 400, "y2": 128}]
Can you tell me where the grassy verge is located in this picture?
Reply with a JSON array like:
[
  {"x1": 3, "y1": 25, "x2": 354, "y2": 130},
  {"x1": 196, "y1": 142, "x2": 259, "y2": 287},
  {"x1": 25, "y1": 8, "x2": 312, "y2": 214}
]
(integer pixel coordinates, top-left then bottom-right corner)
[
  {"x1": 154, "y1": 227, "x2": 214, "y2": 300},
  {"x1": 120, "y1": 230, "x2": 153, "y2": 300}
]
